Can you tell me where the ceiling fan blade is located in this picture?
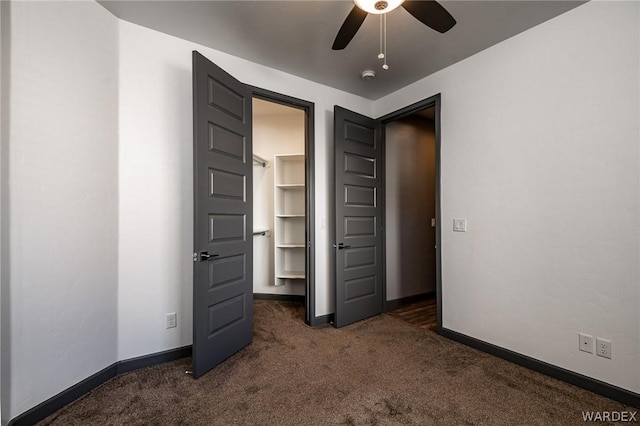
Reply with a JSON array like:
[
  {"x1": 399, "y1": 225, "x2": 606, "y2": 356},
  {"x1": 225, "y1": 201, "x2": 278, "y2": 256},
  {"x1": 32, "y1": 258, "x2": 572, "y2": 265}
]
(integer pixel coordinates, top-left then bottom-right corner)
[
  {"x1": 402, "y1": 0, "x2": 456, "y2": 33},
  {"x1": 332, "y1": 6, "x2": 368, "y2": 50}
]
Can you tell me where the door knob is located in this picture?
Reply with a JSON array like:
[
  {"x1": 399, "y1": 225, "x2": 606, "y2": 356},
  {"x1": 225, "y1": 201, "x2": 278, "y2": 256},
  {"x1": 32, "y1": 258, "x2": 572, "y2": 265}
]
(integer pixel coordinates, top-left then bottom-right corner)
[
  {"x1": 200, "y1": 252, "x2": 219, "y2": 261},
  {"x1": 337, "y1": 243, "x2": 351, "y2": 250}
]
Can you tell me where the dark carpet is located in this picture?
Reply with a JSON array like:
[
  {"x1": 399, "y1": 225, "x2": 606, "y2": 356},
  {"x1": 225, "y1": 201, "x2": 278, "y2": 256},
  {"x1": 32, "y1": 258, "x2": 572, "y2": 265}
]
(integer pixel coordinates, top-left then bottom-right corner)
[{"x1": 39, "y1": 300, "x2": 632, "y2": 425}]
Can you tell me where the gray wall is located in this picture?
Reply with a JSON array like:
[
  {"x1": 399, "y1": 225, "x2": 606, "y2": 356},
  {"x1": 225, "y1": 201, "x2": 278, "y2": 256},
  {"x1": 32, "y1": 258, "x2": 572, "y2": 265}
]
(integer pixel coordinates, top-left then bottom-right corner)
[{"x1": 385, "y1": 115, "x2": 436, "y2": 301}]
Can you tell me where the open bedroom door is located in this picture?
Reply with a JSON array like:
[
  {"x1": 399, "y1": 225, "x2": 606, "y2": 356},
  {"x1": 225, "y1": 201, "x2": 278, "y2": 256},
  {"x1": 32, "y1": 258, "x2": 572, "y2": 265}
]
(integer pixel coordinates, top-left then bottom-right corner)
[
  {"x1": 333, "y1": 106, "x2": 384, "y2": 327},
  {"x1": 192, "y1": 51, "x2": 253, "y2": 378}
]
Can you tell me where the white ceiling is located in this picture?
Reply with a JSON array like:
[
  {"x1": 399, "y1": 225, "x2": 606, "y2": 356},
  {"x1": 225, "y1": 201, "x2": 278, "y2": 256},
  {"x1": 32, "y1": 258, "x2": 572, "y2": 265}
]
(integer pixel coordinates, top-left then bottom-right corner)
[{"x1": 99, "y1": 0, "x2": 585, "y2": 100}]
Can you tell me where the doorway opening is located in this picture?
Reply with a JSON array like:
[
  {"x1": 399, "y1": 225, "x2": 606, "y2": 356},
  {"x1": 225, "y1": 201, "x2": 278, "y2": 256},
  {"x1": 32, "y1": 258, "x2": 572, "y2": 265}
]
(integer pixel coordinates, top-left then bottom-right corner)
[
  {"x1": 251, "y1": 89, "x2": 315, "y2": 325},
  {"x1": 331, "y1": 95, "x2": 441, "y2": 330},
  {"x1": 383, "y1": 105, "x2": 438, "y2": 332},
  {"x1": 192, "y1": 52, "x2": 316, "y2": 378},
  {"x1": 380, "y1": 95, "x2": 442, "y2": 334}
]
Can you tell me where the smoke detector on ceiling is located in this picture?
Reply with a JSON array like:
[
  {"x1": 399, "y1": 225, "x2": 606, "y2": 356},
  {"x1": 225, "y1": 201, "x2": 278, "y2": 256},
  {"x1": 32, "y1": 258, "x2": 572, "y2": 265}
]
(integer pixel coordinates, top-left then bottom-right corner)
[{"x1": 361, "y1": 70, "x2": 376, "y2": 80}]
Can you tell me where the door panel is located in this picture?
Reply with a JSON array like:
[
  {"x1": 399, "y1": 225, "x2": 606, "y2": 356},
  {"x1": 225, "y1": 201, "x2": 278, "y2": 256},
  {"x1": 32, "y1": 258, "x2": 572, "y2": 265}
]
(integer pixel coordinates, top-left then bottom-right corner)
[
  {"x1": 193, "y1": 51, "x2": 253, "y2": 378},
  {"x1": 334, "y1": 106, "x2": 383, "y2": 327}
]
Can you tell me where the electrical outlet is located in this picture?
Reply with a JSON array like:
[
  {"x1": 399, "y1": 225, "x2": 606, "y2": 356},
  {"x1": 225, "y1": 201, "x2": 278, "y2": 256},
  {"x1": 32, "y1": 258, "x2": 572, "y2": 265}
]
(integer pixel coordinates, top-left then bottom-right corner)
[
  {"x1": 578, "y1": 333, "x2": 593, "y2": 354},
  {"x1": 596, "y1": 337, "x2": 612, "y2": 359},
  {"x1": 166, "y1": 312, "x2": 177, "y2": 329}
]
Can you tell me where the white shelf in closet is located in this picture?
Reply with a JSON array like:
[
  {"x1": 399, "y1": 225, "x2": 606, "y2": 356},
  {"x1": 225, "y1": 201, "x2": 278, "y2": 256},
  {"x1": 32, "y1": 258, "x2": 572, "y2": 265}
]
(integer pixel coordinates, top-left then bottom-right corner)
[
  {"x1": 274, "y1": 154, "x2": 306, "y2": 286},
  {"x1": 276, "y1": 271, "x2": 305, "y2": 280}
]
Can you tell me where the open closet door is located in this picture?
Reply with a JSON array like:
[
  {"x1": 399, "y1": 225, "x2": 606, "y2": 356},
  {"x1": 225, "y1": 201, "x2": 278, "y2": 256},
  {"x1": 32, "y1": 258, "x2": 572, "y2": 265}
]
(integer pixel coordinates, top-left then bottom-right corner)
[
  {"x1": 333, "y1": 106, "x2": 383, "y2": 327},
  {"x1": 192, "y1": 51, "x2": 253, "y2": 378}
]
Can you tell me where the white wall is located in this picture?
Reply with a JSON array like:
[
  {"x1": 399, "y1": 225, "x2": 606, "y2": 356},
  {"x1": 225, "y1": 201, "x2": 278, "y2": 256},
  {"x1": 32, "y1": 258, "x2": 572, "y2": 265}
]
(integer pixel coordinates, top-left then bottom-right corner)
[
  {"x1": 385, "y1": 117, "x2": 436, "y2": 301},
  {"x1": 253, "y1": 99, "x2": 305, "y2": 296},
  {"x1": 376, "y1": 1, "x2": 640, "y2": 393},
  {"x1": 0, "y1": 1, "x2": 6, "y2": 422},
  {"x1": 117, "y1": 19, "x2": 373, "y2": 360},
  {"x1": 3, "y1": 1, "x2": 119, "y2": 421}
]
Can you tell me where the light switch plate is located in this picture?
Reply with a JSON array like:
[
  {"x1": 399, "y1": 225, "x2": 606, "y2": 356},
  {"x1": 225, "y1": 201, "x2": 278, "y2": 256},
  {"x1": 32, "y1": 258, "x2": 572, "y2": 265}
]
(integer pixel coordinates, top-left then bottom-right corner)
[{"x1": 453, "y1": 218, "x2": 467, "y2": 232}]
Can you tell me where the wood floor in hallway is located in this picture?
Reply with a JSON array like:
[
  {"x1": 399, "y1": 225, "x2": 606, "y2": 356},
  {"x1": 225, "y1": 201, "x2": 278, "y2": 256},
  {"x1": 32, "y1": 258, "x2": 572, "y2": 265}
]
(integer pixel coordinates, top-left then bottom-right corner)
[{"x1": 386, "y1": 295, "x2": 438, "y2": 332}]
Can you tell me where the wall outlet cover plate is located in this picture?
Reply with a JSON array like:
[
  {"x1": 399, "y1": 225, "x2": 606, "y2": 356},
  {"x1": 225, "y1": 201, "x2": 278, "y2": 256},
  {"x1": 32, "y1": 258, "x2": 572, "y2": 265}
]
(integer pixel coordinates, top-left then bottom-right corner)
[
  {"x1": 579, "y1": 333, "x2": 593, "y2": 354},
  {"x1": 166, "y1": 312, "x2": 177, "y2": 329},
  {"x1": 596, "y1": 337, "x2": 612, "y2": 359}
]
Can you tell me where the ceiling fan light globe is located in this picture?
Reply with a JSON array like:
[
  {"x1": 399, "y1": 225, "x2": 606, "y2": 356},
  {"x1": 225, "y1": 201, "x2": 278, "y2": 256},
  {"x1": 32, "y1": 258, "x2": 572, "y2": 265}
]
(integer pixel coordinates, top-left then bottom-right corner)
[
  {"x1": 354, "y1": 0, "x2": 405, "y2": 15},
  {"x1": 361, "y1": 70, "x2": 376, "y2": 80}
]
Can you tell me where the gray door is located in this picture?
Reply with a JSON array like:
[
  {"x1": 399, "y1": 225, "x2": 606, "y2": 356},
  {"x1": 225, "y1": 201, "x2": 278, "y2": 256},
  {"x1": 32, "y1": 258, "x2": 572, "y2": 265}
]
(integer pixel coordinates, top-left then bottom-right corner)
[
  {"x1": 334, "y1": 106, "x2": 383, "y2": 327},
  {"x1": 192, "y1": 51, "x2": 253, "y2": 378}
]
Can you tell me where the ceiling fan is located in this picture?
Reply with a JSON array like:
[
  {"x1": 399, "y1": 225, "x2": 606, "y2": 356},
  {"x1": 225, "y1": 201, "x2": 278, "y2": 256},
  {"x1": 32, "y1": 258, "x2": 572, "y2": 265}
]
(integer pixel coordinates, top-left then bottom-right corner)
[{"x1": 332, "y1": 0, "x2": 456, "y2": 51}]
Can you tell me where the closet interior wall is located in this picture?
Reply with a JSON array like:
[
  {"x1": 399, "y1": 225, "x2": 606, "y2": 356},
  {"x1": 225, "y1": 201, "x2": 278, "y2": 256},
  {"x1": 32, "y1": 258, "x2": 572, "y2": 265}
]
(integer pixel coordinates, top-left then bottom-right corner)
[
  {"x1": 252, "y1": 98, "x2": 305, "y2": 296},
  {"x1": 385, "y1": 113, "x2": 437, "y2": 302}
]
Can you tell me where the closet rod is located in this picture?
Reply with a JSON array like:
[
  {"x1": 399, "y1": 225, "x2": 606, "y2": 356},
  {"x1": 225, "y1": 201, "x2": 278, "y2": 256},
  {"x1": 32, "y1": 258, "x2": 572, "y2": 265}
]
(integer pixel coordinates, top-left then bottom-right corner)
[
  {"x1": 252, "y1": 154, "x2": 269, "y2": 168},
  {"x1": 253, "y1": 230, "x2": 270, "y2": 237}
]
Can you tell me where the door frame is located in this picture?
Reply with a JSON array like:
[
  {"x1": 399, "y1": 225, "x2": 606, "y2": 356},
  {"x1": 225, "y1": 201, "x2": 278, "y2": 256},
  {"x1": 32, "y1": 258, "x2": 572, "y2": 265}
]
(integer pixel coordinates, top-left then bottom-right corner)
[
  {"x1": 249, "y1": 86, "x2": 316, "y2": 325},
  {"x1": 378, "y1": 93, "x2": 443, "y2": 334}
]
